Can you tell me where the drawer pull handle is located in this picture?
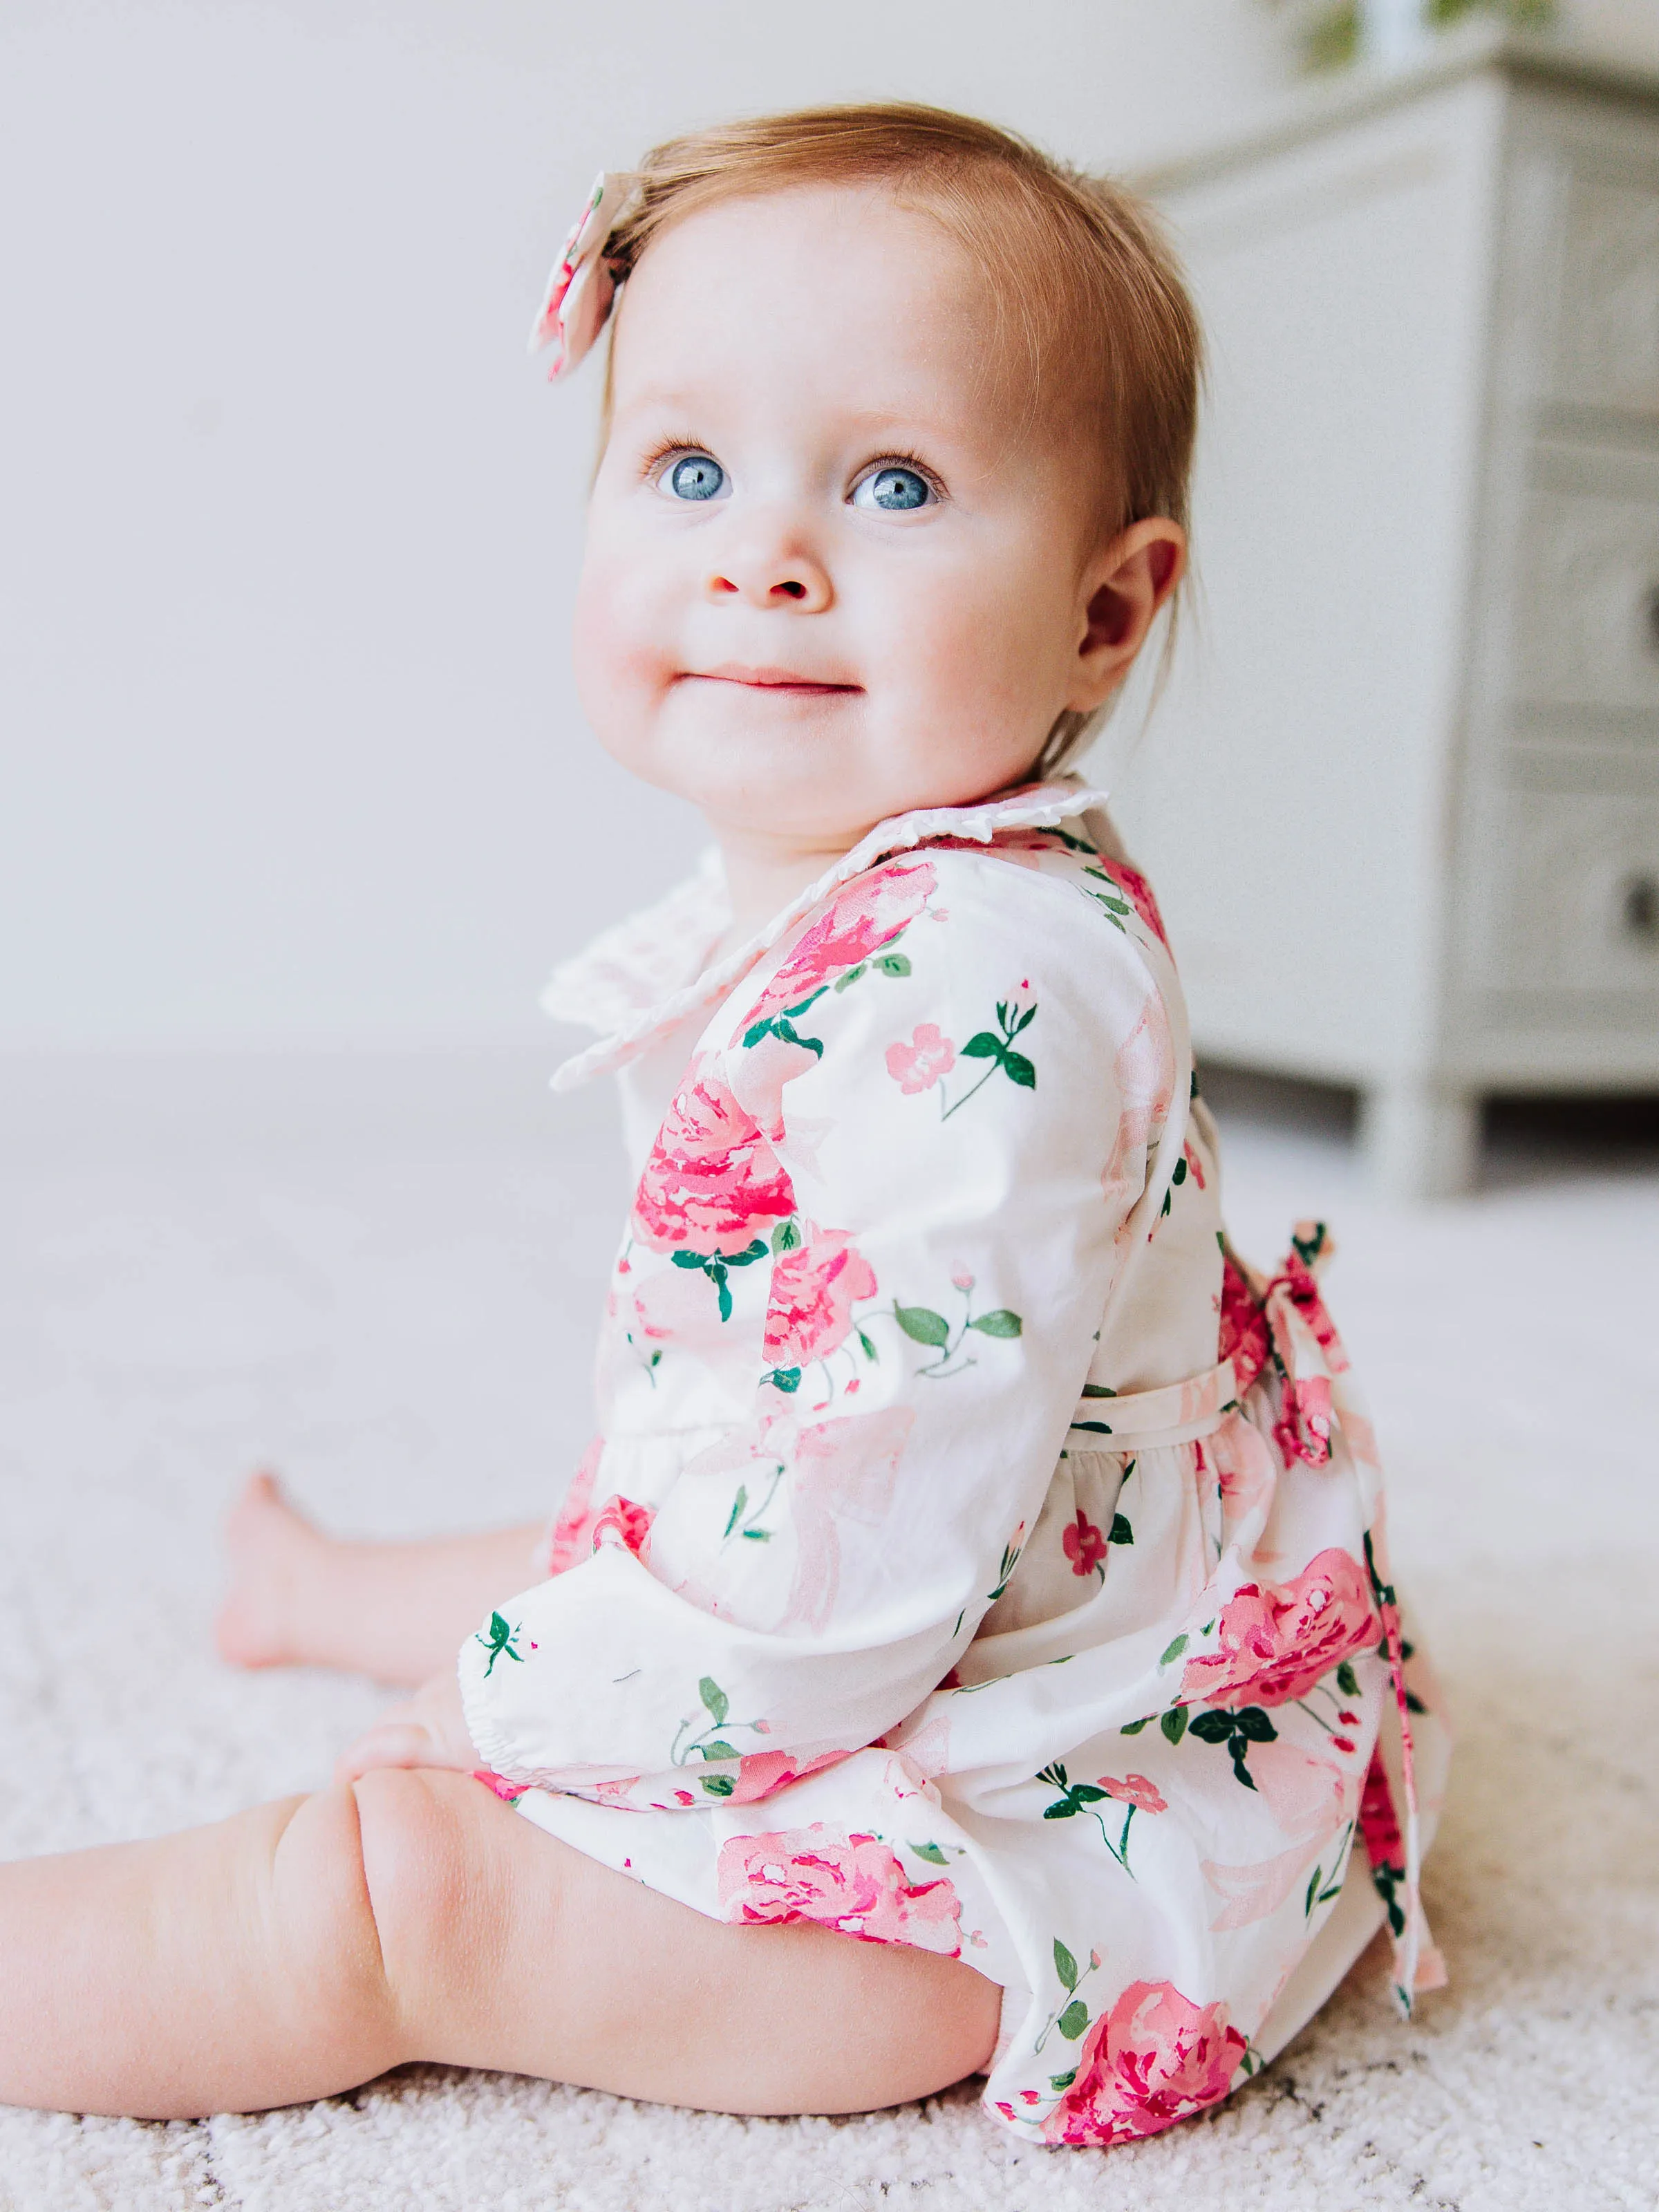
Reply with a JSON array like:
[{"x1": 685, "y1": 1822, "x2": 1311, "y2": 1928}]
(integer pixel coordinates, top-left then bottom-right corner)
[{"x1": 1622, "y1": 873, "x2": 1659, "y2": 946}]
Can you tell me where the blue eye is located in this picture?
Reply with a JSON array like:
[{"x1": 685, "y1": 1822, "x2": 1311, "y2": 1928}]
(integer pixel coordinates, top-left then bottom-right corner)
[
  {"x1": 855, "y1": 465, "x2": 932, "y2": 512},
  {"x1": 665, "y1": 452, "x2": 725, "y2": 501}
]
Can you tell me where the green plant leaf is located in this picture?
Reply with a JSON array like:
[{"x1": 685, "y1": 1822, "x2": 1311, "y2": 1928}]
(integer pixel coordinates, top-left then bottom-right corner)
[
  {"x1": 1049, "y1": 2069, "x2": 1078, "y2": 2091},
  {"x1": 1053, "y1": 1939, "x2": 1078, "y2": 1991},
  {"x1": 699, "y1": 1676, "x2": 729, "y2": 1725},
  {"x1": 968, "y1": 1308, "x2": 1022, "y2": 1338},
  {"x1": 771, "y1": 1217, "x2": 802, "y2": 1253},
  {"x1": 1306, "y1": 1866, "x2": 1322, "y2": 1917},
  {"x1": 1160, "y1": 1706, "x2": 1188, "y2": 1745},
  {"x1": 1070, "y1": 1783, "x2": 1108, "y2": 1803},
  {"x1": 1231, "y1": 1706, "x2": 1278, "y2": 1743},
  {"x1": 1058, "y1": 2001, "x2": 1090, "y2": 2041},
  {"x1": 856, "y1": 1329, "x2": 879, "y2": 1362},
  {"x1": 894, "y1": 1302, "x2": 950, "y2": 1347},
  {"x1": 1120, "y1": 1716, "x2": 1151, "y2": 1735},
  {"x1": 700, "y1": 1740, "x2": 738, "y2": 1762},
  {"x1": 1080, "y1": 1383, "x2": 1117, "y2": 1398},
  {"x1": 1002, "y1": 1051, "x2": 1037, "y2": 1089},
  {"x1": 1188, "y1": 1710, "x2": 1235, "y2": 1744},
  {"x1": 909, "y1": 1841, "x2": 948, "y2": 1865},
  {"x1": 1013, "y1": 1003, "x2": 1038, "y2": 1034},
  {"x1": 1042, "y1": 1800, "x2": 1078, "y2": 1819},
  {"x1": 730, "y1": 1241, "x2": 768, "y2": 1265},
  {"x1": 722, "y1": 1486, "x2": 748, "y2": 1538},
  {"x1": 766, "y1": 1367, "x2": 801, "y2": 1394},
  {"x1": 876, "y1": 953, "x2": 911, "y2": 977},
  {"x1": 700, "y1": 1774, "x2": 735, "y2": 1797},
  {"x1": 959, "y1": 1032, "x2": 1003, "y2": 1060},
  {"x1": 1336, "y1": 1661, "x2": 1359, "y2": 1697},
  {"x1": 1160, "y1": 1633, "x2": 1188, "y2": 1665},
  {"x1": 714, "y1": 1272, "x2": 733, "y2": 1323},
  {"x1": 671, "y1": 1250, "x2": 705, "y2": 1271},
  {"x1": 742, "y1": 1018, "x2": 772, "y2": 1047},
  {"x1": 1230, "y1": 1752, "x2": 1258, "y2": 1791},
  {"x1": 833, "y1": 964, "x2": 867, "y2": 992},
  {"x1": 741, "y1": 1528, "x2": 770, "y2": 1541},
  {"x1": 1172, "y1": 1154, "x2": 1188, "y2": 1187},
  {"x1": 1109, "y1": 1513, "x2": 1133, "y2": 1546}
]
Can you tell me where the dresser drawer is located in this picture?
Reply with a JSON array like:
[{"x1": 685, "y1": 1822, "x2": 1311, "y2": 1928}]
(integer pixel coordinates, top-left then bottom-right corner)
[
  {"x1": 1473, "y1": 778, "x2": 1659, "y2": 997},
  {"x1": 1550, "y1": 165, "x2": 1659, "y2": 420},
  {"x1": 1515, "y1": 444, "x2": 1659, "y2": 713}
]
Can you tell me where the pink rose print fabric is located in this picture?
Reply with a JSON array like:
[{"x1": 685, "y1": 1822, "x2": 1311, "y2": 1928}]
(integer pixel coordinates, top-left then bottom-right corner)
[
  {"x1": 458, "y1": 782, "x2": 1449, "y2": 2153},
  {"x1": 1042, "y1": 1980, "x2": 1246, "y2": 2145},
  {"x1": 718, "y1": 1824, "x2": 964, "y2": 1954}
]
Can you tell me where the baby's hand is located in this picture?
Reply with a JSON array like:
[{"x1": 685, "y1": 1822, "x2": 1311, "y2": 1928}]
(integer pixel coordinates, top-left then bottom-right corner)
[{"x1": 336, "y1": 1668, "x2": 480, "y2": 1783}]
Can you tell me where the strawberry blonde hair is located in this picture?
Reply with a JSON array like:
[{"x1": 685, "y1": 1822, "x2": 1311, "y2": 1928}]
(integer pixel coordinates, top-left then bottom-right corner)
[{"x1": 594, "y1": 102, "x2": 1201, "y2": 771}]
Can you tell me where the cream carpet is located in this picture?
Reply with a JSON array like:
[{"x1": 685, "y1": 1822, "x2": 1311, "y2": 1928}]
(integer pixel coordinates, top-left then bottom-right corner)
[{"x1": 2, "y1": 1066, "x2": 1656, "y2": 2212}]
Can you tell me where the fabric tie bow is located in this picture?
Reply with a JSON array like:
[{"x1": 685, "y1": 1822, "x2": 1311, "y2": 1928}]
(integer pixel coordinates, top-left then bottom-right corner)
[{"x1": 527, "y1": 169, "x2": 628, "y2": 382}]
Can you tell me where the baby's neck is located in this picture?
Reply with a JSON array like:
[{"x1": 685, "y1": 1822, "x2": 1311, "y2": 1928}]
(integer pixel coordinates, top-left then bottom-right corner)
[{"x1": 712, "y1": 825, "x2": 869, "y2": 957}]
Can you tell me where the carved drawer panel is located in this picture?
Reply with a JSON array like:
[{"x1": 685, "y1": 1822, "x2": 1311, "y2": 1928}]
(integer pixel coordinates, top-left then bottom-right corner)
[
  {"x1": 1550, "y1": 167, "x2": 1659, "y2": 418},
  {"x1": 1515, "y1": 447, "x2": 1659, "y2": 713},
  {"x1": 1474, "y1": 782, "x2": 1659, "y2": 998}
]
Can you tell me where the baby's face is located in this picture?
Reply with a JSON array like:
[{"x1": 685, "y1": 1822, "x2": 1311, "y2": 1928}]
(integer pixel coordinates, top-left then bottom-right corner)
[{"x1": 576, "y1": 185, "x2": 1113, "y2": 854}]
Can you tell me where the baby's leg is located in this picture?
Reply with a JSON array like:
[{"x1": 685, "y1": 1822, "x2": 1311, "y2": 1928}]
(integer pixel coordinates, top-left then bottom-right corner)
[
  {"x1": 217, "y1": 1472, "x2": 543, "y2": 1685},
  {"x1": 0, "y1": 1773, "x2": 1000, "y2": 2120}
]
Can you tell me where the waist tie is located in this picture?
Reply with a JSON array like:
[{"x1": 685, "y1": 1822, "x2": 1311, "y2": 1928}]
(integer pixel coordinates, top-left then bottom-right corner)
[{"x1": 1067, "y1": 1356, "x2": 1238, "y2": 1454}]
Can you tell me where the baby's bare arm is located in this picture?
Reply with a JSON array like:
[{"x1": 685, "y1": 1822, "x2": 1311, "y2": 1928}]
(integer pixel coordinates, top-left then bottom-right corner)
[
  {"x1": 216, "y1": 1472, "x2": 545, "y2": 1687},
  {"x1": 0, "y1": 1772, "x2": 998, "y2": 2120}
]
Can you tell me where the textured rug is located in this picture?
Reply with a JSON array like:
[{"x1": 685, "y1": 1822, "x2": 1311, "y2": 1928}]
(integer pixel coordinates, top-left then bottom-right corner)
[{"x1": 2, "y1": 1073, "x2": 1656, "y2": 2212}]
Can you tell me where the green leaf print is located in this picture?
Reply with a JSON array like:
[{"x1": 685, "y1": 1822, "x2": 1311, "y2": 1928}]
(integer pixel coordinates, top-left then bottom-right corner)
[
  {"x1": 1109, "y1": 1513, "x2": 1134, "y2": 1546},
  {"x1": 1161, "y1": 1706, "x2": 1188, "y2": 1745},
  {"x1": 1120, "y1": 1715, "x2": 1152, "y2": 1735},
  {"x1": 765, "y1": 1366, "x2": 802, "y2": 1393},
  {"x1": 1053, "y1": 1940, "x2": 1078, "y2": 1991},
  {"x1": 1160, "y1": 1633, "x2": 1189, "y2": 1666},
  {"x1": 700, "y1": 1740, "x2": 738, "y2": 1762},
  {"x1": 856, "y1": 1327, "x2": 880, "y2": 1362},
  {"x1": 771, "y1": 1217, "x2": 802, "y2": 1254},
  {"x1": 743, "y1": 985, "x2": 829, "y2": 1056},
  {"x1": 935, "y1": 998, "x2": 1040, "y2": 1120},
  {"x1": 967, "y1": 1309, "x2": 1022, "y2": 1338},
  {"x1": 669, "y1": 1240, "x2": 769, "y2": 1323},
  {"x1": 475, "y1": 1611, "x2": 526, "y2": 1676},
  {"x1": 1058, "y1": 2001, "x2": 1090, "y2": 2041},
  {"x1": 1337, "y1": 1660, "x2": 1360, "y2": 1698},
  {"x1": 701, "y1": 1774, "x2": 736, "y2": 1797},
  {"x1": 722, "y1": 1485, "x2": 749, "y2": 1538},
  {"x1": 910, "y1": 1841, "x2": 950, "y2": 1866},
  {"x1": 1049, "y1": 2069, "x2": 1078, "y2": 2092},
  {"x1": 875, "y1": 953, "x2": 911, "y2": 977},
  {"x1": 894, "y1": 1303, "x2": 951, "y2": 1348},
  {"x1": 700, "y1": 1677, "x2": 729, "y2": 1725},
  {"x1": 1188, "y1": 1704, "x2": 1278, "y2": 1790}
]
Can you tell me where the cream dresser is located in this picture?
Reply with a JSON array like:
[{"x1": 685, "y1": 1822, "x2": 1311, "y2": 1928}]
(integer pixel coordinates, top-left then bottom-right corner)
[{"x1": 1109, "y1": 28, "x2": 1659, "y2": 1195}]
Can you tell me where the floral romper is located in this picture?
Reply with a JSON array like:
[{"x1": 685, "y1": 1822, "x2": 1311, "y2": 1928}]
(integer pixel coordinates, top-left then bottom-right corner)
[{"x1": 458, "y1": 778, "x2": 1452, "y2": 2148}]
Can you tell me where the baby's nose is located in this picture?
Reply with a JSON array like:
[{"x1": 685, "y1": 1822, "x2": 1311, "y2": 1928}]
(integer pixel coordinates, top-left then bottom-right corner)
[{"x1": 707, "y1": 538, "x2": 832, "y2": 612}]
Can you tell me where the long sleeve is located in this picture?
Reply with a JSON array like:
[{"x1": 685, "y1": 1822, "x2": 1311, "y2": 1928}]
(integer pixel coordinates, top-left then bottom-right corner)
[{"x1": 460, "y1": 847, "x2": 1176, "y2": 1810}]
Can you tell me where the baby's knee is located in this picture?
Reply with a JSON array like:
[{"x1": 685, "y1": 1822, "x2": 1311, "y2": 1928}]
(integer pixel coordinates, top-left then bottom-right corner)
[{"x1": 350, "y1": 1768, "x2": 521, "y2": 2038}]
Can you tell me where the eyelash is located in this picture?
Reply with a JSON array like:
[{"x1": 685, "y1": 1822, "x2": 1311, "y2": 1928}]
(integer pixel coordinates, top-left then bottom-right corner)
[{"x1": 638, "y1": 438, "x2": 946, "y2": 502}]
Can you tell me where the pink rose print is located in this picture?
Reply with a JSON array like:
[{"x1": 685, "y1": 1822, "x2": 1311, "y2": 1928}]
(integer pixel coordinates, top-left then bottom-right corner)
[
  {"x1": 1062, "y1": 1509, "x2": 1108, "y2": 1579},
  {"x1": 1273, "y1": 1371, "x2": 1334, "y2": 1469},
  {"x1": 763, "y1": 1225, "x2": 878, "y2": 1369},
  {"x1": 1094, "y1": 857, "x2": 1172, "y2": 950},
  {"x1": 471, "y1": 1768, "x2": 526, "y2": 1803},
  {"x1": 1218, "y1": 1254, "x2": 1271, "y2": 1395},
  {"x1": 631, "y1": 1063, "x2": 796, "y2": 1252},
  {"x1": 724, "y1": 1746, "x2": 850, "y2": 1806},
  {"x1": 717, "y1": 1824, "x2": 963, "y2": 1956},
  {"x1": 590, "y1": 1492, "x2": 654, "y2": 1562},
  {"x1": 1045, "y1": 1980, "x2": 1246, "y2": 2146},
  {"x1": 543, "y1": 1434, "x2": 606, "y2": 1575},
  {"x1": 1181, "y1": 1547, "x2": 1380, "y2": 1710},
  {"x1": 1098, "y1": 1773, "x2": 1168, "y2": 1814},
  {"x1": 885, "y1": 1022, "x2": 957, "y2": 1095},
  {"x1": 740, "y1": 856, "x2": 937, "y2": 1031}
]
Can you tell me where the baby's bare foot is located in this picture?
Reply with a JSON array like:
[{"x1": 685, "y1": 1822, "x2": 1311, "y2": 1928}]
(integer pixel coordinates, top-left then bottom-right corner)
[{"x1": 216, "y1": 1471, "x2": 325, "y2": 1669}]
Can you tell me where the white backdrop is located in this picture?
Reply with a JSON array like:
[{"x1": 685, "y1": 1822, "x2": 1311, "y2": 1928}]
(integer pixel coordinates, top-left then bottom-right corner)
[{"x1": 1, "y1": 0, "x2": 1654, "y2": 1056}]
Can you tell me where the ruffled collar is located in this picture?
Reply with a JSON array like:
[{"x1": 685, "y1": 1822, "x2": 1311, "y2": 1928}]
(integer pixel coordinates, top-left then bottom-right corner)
[{"x1": 544, "y1": 777, "x2": 1112, "y2": 1091}]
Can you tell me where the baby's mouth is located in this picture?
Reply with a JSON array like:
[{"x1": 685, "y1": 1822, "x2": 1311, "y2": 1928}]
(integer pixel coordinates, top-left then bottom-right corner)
[{"x1": 681, "y1": 663, "x2": 862, "y2": 696}]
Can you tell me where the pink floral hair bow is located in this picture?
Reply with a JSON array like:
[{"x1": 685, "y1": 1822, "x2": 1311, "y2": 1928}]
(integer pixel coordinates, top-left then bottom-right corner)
[{"x1": 528, "y1": 169, "x2": 629, "y2": 382}]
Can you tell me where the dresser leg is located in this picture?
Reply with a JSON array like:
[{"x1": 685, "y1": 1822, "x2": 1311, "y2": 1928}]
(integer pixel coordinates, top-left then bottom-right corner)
[{"x1": 1360, "y1": 1080, "x2": 1481, "y2": 1199}]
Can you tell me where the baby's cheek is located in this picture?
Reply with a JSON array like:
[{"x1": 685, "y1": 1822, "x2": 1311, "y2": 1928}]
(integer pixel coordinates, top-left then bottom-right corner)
[{"x1": 572, "y1": 557, "x2": 677, "y2": 762}]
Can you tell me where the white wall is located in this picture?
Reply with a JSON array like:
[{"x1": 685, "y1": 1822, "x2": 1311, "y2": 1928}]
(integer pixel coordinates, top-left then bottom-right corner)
[{"x1": 3, "y1": 0, "x2": 1655, "y2": 1054}]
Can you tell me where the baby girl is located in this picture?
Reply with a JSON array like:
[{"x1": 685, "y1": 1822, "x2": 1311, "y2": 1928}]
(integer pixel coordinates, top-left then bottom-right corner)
[{"x1": 1, "y1": 102, "x2": 1448, "y2": 2147}]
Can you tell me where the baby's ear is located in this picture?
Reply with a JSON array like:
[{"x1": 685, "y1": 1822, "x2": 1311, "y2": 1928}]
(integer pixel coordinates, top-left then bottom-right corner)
[{"x1": 1071, "y1": 519, "x2": 1186, "y2": 711}]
